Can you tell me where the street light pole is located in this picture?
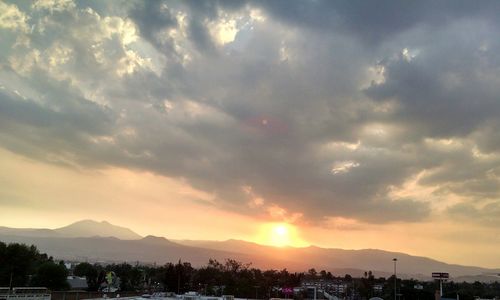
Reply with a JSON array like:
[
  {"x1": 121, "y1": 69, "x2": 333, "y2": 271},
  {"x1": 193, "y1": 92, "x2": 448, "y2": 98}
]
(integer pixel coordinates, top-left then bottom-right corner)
[
  {"x1": 393, "y1": 258, "x2": 397, "y2": 300},
  {"x1": 9, "y1": 272, "x2": 13, "y2": 292},
  {"x1": 254, "y1": 285, "x2": 259, "y2": 299}
]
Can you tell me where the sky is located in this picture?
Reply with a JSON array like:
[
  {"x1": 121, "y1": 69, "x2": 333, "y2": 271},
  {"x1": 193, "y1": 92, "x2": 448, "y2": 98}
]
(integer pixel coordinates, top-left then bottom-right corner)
[{"x1": 1, "y1": 0, "x2": 500, "y2": 268}]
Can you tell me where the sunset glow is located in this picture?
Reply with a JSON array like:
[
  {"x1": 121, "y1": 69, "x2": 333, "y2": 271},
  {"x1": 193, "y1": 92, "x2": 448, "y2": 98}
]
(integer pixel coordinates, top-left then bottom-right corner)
[
  {"x1": 2, "y1": 0, "x2": 500, "y2": 270},
  {"x1": 255, "y1": 223, "x2": 308, "y2": 248}
]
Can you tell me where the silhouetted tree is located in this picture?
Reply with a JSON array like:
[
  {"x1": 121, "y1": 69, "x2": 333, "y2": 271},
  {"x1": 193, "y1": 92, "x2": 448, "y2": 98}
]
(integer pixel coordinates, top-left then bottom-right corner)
[
  {"x1": 31, "y1": 262, "x2": 69, "y2": 290},
  {"x1": 74, "y1": 262, "x2": 101, "y2": 291},
  {"x1": 0, "y1": 242, "x2": 50, "y2": 287}
]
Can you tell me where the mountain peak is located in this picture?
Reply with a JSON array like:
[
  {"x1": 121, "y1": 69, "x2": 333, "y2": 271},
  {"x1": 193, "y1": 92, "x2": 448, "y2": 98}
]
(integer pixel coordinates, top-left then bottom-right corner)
[
  {"x1": 55, "y1": 219, "x2": 142, "y2": 240},
  {"x1": 141, "y1": 235, "x2": 172, "y2": 245}
]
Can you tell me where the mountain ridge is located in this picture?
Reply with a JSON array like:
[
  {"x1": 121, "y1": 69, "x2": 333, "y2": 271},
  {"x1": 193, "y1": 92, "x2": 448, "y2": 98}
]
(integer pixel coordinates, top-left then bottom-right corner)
[
  {"x1": 1, "y1": 220, "x2": 499, "y2": 282},
  {"x1": 0, "y1": 220, "x2": 142, "y2": 240},
  {"x1": 54, "y1": 219, "x2": 142, "y2": 240}
]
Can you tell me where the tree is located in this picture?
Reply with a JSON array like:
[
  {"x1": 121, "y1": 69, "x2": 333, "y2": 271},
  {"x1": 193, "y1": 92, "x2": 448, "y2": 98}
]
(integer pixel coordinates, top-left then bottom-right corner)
[
  {"x1": 74, "y1": 262, "x2": 100, "y2": 291},
  {"x1": 105, "y1": 263, "x2": 143, "y2": 291},
  {"x1": 31, "y1": 262, "x2": 69, "y2": 290},
  {"x1": 0, "y1": 242, "x2": 49, "y2": 287},
  {"x1": 307, "y1": 268, "x2": 317, "y2": 279}
]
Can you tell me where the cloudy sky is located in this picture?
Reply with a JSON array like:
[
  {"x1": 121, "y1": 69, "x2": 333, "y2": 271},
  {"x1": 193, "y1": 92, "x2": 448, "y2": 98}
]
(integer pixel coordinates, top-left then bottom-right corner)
[{"x1": 2, "y1": 0, "x2": 500, "y2": 268}]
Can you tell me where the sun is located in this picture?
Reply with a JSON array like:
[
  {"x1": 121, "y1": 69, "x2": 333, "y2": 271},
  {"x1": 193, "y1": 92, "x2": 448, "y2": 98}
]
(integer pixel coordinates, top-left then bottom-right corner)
[
  {"x1": 254, "y1": 221, "x2": 310, "y2": 248},
  {"x1": 274, "y1": 224, "x2": 288, "y2": 237},
  {"x1": 269, "y1": 223, "x2": 291, "y2": 247},
  {"x1": 254, "y1": 222, "x2": 308, "y2": 248}
]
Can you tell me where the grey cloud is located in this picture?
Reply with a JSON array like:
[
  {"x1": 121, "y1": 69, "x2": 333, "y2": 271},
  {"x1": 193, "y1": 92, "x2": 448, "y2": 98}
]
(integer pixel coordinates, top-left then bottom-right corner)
[
  {"x1": 187, "y1": 18, "x2": 216, "y2": 54},
  {"x1": 472, "y1": 122, "x2": 500, "y2": 154},
  {"x1": 0, "y1": 74, "x2": 112, "y2": 136},
  {"x1": 4, "y1": 0, "x2": 500, "y2": 226},
  {"x1": 448, "y1": 202, "x2": 500, "y2": 226},
  {"x1": 362, "y1": 198, "x2": 431, "y2": 223},
  {"x1": 0, "y1": 66, "x2": 115, "y2": 167},
  {"x1": 129, "y1": 0, "x2": 177, "y2": 50},
  {"x1": 253, "y1": 0, "x2": 500, "y2": 46}
]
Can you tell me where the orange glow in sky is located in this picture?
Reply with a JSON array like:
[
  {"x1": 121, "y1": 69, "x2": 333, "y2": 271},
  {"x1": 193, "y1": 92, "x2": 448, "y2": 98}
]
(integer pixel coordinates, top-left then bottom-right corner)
[
  {"x1": 255, "y1": 222, "x2": 308, "y2": 247},
  {"x1": 5, "y1": 0, "x2": 500, "y2": 272}
]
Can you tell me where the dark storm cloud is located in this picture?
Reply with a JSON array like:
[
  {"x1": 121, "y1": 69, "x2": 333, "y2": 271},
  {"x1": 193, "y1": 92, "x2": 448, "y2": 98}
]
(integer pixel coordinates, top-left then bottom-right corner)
[
  {"x1": 253, "y1": 0, "x2": 500, "y2": 45},
  {"x1": 129, "y1": 0, "x2": 177, "y2": 50},
  {"x1": 3, "y1": 0, "x2": 500, "y2": 226},
  {"x1": 364, "y1": 28, "x2": 500, "y2": 139}
]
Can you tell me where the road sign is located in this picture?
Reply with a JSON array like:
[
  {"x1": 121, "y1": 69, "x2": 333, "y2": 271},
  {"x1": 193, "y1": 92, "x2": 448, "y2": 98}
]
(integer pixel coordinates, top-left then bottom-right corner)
[{"x1": 432, "y1": 272, "x2": 449, "y2": 279}]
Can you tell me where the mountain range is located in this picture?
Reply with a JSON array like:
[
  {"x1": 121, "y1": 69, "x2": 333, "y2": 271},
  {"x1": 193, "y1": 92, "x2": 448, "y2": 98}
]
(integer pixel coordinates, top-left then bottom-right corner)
[
  {"x1": 1, "y1": 220, "x2": 499, "y2": 282},
  {"x1": 0, "y1": 219, "x2": 141, "y2": 240}
]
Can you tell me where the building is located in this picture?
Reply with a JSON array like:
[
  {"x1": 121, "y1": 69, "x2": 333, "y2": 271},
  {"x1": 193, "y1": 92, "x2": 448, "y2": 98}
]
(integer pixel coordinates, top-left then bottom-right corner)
[
  {"x1": 67, "y1": 276, "x2": 88, "y2": 290},
  {"x1": 0, "y1": 288, "x2": 51, "y2": 300}
]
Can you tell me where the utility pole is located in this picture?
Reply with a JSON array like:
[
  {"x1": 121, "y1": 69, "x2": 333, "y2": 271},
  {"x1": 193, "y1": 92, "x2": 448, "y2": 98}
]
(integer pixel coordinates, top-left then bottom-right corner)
[
  {"x1": 9, "y1": 272, "x2": 13, "y2": 292},
  {"x1": 177, "y1": 274, "x2": 180, "y2": 295},
  {"x1": 393, "y1": 258, "x2": 397, "y2": 300},
  {"x1": 440, "y1": 279, "x2": 443, "y2": 297}
]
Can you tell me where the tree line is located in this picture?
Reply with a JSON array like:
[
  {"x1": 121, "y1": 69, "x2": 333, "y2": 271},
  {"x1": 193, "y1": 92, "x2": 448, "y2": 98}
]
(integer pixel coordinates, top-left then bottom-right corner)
[{"x1": 74, "y1": 259, "x2": 303, "y2": 298}]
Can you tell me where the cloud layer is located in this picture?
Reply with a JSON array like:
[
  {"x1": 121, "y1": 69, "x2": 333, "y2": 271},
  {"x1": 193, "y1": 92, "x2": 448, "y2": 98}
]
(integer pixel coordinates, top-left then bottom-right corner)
[{"x1": 2, "y1": 0, "x2": 500, "y2": 228}]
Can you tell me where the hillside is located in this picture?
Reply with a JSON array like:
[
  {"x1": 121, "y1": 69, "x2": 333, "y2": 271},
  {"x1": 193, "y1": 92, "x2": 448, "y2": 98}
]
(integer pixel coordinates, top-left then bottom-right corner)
[
  {"x1": 1, "y1": 220, "x2": 499, "y2": 281},
  {"x1": 54, "y1": 220, "x2": 142, "y2": 240},
  {"x1": 0, "y1": 220, "x2": 142, "y2": 240}
]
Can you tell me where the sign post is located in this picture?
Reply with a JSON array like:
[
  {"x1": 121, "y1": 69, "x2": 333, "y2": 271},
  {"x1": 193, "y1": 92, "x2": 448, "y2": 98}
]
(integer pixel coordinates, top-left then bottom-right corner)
[{"x1": 432, "y1": 273, "x2": 449, "y2": 296}]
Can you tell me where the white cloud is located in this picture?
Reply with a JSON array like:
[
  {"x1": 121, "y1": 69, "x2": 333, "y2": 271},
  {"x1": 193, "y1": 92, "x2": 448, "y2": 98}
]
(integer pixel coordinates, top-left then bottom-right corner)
[
  {"x1": 208, "y1": 14, "x2": 239, "y2": 45},
  {"x1": 331, "y1": 160, "x2": 360, "y2": 174},
  {"x1": 8, "y1": 49, "x2": 40, "y2": 75},
  {"x1": 32, "y1": 0, "x2": 76, "y2": 13},
  {"x1": 0, "y1": 1, "x2": 29, "y2": 32}
]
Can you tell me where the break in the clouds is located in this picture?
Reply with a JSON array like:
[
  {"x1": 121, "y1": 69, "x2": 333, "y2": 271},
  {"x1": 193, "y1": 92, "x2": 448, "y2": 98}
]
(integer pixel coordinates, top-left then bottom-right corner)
[{"x1": 2, "y1": 0, "x2": 500, "y2": 227}]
